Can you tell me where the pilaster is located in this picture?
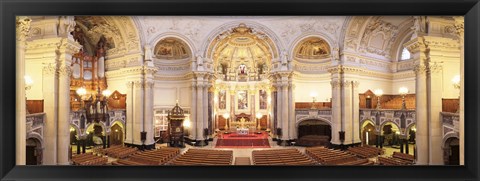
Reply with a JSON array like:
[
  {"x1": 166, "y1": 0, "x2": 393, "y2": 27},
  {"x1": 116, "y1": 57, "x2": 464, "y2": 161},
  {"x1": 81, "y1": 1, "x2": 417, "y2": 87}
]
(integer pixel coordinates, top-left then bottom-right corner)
[{"x1": 16, "y1": 16, "x2": 31, "y2": 165}]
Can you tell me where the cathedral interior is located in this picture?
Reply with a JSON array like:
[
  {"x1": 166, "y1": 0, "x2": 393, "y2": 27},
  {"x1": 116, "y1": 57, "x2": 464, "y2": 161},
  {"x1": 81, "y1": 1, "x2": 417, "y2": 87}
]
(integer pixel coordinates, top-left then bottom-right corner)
[{"x1": 16, "y1": 16, "x2": 464, "y2": 166}]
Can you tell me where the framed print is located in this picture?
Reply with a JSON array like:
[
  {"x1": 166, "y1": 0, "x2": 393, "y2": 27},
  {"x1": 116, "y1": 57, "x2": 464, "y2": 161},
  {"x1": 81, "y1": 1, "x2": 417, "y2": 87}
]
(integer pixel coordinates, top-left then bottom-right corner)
[{"x1": 1, "y1": 0, "x2": 480, "y2": 181}]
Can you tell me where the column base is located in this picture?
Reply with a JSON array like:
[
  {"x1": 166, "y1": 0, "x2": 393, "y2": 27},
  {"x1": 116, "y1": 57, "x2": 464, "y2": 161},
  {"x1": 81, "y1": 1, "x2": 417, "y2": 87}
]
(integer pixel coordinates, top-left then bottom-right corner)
[
  {"x1": 194, "y1": 140, "x2": 209, "y2": 147},
  {"x1": 329, "y1": 142, "x2": 362, "y2": 150},
  {"x1": 124, "y1": 143, "x2": 155, "y2": 150}
]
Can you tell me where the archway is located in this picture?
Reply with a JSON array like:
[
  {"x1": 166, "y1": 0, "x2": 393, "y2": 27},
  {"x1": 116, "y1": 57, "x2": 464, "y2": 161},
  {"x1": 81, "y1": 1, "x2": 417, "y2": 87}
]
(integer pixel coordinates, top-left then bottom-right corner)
[
  {"x1": 381, "y1": 122, "x2": 401, "y2": 148},
  {"x1": 110, "y1": 122, "x2": 124, "y2": 146},
  {"x1": 296, "y1": 119, "x2": 331, "y2": 147},
  {"x1": 85, "y1": 123, "x2": 105, "y2": 148},
  {"x1": 360, "y1": 120, "x2": 376, "y2": 146},
  {"x1": 26, "y1": 138, "x2": 42, "y2": 165},
  {"x1": 444, "y1": 137, "x2": 460, "y2": 165}
]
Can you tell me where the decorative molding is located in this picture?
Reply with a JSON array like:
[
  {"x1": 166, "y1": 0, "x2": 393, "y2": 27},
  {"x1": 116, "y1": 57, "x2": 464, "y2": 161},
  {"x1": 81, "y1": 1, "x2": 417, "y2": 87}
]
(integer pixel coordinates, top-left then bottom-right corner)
[
  {"x1": 57, "y1": 65, "x2": 72, "y2": 77},
  {"x1": 16, "y1": 16, "x2": 31, "y2": 42},
  {"x1": 42, "y1": 63, "x2": 58, "y2": 76}
]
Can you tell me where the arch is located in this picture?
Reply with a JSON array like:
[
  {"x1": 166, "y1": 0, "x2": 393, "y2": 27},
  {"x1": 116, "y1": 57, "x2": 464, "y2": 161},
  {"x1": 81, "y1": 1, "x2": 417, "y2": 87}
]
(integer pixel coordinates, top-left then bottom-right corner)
[
  {"x1": 70, "y1": 124, "x2": 81, "y2": 136},
  {"x1": 75, "y1": 16, "x2": 143, "y2": 58},
  {"x1": 148, "y1": 32, "x2": 197, "y2": 59},
  {"x1": 110, "y1": 120, "x2": 125, "y2": 130},
  {"x1": 26, "y1": 132, "x2": 44, "y2": 149},
  {"x1": 380, "y1": 121, "x2": 400, "y2": 135},
  {"x1": 85, "y1": 122, "x2": 107, "y2": 135},
  {"x1": 295, "y1": 116, "x2": 332, "y2": 129},
  {"x1": 289, "y1": 33, "x2": 336, "y2": 61},
  {"x1": 442, "y1": 132, "x2": 459, "y2": 148},
  {"x1": 296, "y1": 118, "x2": 332, "y2": 146},
  {"x1": 201, "y1": 20, "x2": 284, "y2": 59},
  {"x1": 360, "y1": 119, "x2": 376, "y2": 129}
]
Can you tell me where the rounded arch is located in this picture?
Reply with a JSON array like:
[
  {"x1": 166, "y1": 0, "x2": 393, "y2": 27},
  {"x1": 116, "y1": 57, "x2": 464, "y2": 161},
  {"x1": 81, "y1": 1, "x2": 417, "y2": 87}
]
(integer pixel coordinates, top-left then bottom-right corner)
[
  {"x1": 380, "y1": 121, "x2": 400, "y2": 135},
  {"x1": 201, "y1": 20, "x2": 284, "y2": 59},
  {"x1": 75, "y1": 16, "x2": 143, "y2": 58},
  {"x1": 289, "y1": 33, "x2": 336, "y2": 61},
  {"x1": 70, "y1": 124, "x2": 81, "y2": 136},
  {"x1": 148, "y1": 32, "x2": 197, "y2": 58},
  {"x1": 26, "y1": 133, "x2": 44, "y2": 149},
  {"x1": 341, "y1": 16, "x2": 375, "y2": 52},
  {"x1": 85, "y1": 122, "x2": 107, "y2": 135},
  {"x1": 295, "y1": 116, "x2": 332, "y2": 129},
  {"x1": 442, "y1": 132, "x2": 459, "y2": 148}
]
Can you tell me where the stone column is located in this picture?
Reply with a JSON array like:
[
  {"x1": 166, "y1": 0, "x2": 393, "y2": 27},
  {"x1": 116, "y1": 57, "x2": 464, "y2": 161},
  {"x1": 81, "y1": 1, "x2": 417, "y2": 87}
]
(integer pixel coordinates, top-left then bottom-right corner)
[
  {"x1": 276, "y1": 82, "x2": 283, "y2": 133},
  {"x1": 330, "y1": 79, "x2": 342, "y2": 145},
  {"x1": 42, "y1": 63, "x2": 58, "y2": 165},
  {"x1": 144, "y1": 80, "x2": 155, "y2": 146},
  {"x1": 203, "y1": 82, "x2": 209, "y2": 138},
  {"x1": 196, "y1": 81, "x2": 205, "y2": 144},
  {"x1": 125, "y1": 81, "x2": 134, "y2": 144},
  {"x1": 428, "y1": 61, "x2": 444, "y2": 165},
  {"x1": 289, "y1": 82, "x2": 296, "y2": 140},
  {"x1": 352, "y1": 81, "x2": 361, "y2": 144},
  {"x1": 57, "y1": 39, "x2": 80, "y2": 165},
  {"x1": 132, "y1": 80, "x2": 144, "y2": 146},
  {"x1": 406, "y1": 38, "x2": 429, "y2": 165},
  {"x1": 190, "y1": 82, "x2": 197, "y2": 140},
  {"x1": 281, "y1": 82, "x2": 289, "y2": 143},
  {"x1": 342, "y1": 80, "x2": 353, "y2": 145},
  {"x1": 454, "y1": 16, "x2": 464, "y2": 165},
  {"x1": 16, "y1": 16, "x2": 30, "y2": 165}
]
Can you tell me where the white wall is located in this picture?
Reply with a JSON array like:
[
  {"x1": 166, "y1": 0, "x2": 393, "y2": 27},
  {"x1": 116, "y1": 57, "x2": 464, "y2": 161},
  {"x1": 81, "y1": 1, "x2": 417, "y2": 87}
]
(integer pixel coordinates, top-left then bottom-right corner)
[
  {"x1": 442, "y1": 60, "x2": 460, "y2": 98},
  {"x1": 25, "y1": 61, "x2": 44, "y2": 100},
  {"x1": 392, "y1": 77, "x2": 416, "y2": 95},
  {"x1": 357, "y1": 76, "x2": 392, "y2": 94},
  {"x1": 153, "y1": 80, "x2": 191, "y2": 109},
  {"x1": 293, "y1": 74, "x2": 331, "y2": 102}
]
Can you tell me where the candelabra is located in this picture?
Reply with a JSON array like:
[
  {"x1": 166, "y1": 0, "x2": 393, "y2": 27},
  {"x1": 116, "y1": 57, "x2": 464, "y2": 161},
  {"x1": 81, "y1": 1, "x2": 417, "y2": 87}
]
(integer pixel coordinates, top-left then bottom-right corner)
[
  {"x1": 223, "y1": 113, "x2": 230, "y2": 131},
  {"x1": 374, "y1": 89, "x2": 383, "y2": 110},
  {"x1": 310, "y1": 91, "x2": 318, "y2": 109},
  {"x1": 452, "y1": 75, "x2": 460, "y2": 113},
  {"x1": 399, "y1": 87, "x2": 409, "y2": 110},
  {"x1": 256, "y1": 112, "x2": 263, "y2": 131}
]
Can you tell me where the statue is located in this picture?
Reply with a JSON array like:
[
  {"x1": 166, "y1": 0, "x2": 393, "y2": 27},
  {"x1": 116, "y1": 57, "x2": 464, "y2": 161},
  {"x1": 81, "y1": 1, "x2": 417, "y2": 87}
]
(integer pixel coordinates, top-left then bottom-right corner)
[
  {"x1": 196, "y1": 51, "x2": 204, "y2": 66},
  {"x1": 411, "y1": 16, "x2": 427, "y2": 39},
  {"x1": 280, "y1": 50, "x2": 288, "y2": 64}
]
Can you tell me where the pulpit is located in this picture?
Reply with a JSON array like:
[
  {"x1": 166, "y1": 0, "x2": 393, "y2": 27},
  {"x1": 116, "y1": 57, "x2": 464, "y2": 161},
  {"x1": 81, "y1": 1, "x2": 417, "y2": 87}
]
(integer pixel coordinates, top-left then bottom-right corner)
[{"x1": 167, "y1": 103, "x2": 185, "y2": 148}]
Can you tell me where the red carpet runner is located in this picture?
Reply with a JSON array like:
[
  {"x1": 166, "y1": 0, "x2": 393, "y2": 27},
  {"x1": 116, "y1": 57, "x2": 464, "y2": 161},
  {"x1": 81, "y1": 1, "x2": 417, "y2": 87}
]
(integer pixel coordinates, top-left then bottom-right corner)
[{"x1": 215, "y1": 131, "x2": 270, "y2": 148}]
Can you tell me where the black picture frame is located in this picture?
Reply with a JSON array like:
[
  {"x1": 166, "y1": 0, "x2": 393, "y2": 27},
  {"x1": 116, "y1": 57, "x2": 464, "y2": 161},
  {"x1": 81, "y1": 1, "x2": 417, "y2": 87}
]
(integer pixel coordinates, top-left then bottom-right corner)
[{"x1": 1, "y1": 0, "x2": 479, "y2": 181}]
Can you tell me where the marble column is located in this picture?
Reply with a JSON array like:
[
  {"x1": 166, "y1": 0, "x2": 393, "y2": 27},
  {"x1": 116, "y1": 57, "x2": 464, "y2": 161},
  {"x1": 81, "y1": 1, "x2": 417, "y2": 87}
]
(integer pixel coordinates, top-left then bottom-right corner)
[
  {"x1": 132, "y1": 80, "x2": 144, "y2": 146},
  {"x1": 342, "y1": 80, "x2": 353, "y2": 145},
  {"x1": 406, "y1": 38, "x2": 429, "y2": 165},
  {"x1": 42, "y1": 63, "x2": 58, "y2": 165},
  {"x1": 144, "y1": 80, "x2": 155, "y2": 146},
  {"x1": 203, "y1": 82, "x2": 209, "y2": 138},
  {"x1": 229, "y1": 89, "x2": 235, "y2": 130},
  {"x1": 454, "y1": 16, "x2": 464, "y2": 165},
  {"x1": 352, "y1": 81, "x2": 361, "y2": 144},
  {"x1": 125, "y1": 81, "x2": 134, "y2": 144},
  {"x1": 330, "y1": 79, "x2": 342, "y2": 145},
  {"x1": 196, "y1": 82, "x2": 205, "y2": 143},
  {"x1": 289, "y1": 82, "x2": 296, "y2": 140},
  {"x1": 190, "y1": 82, "x2": 197, "y2": 140},
  {"x1": 281, "y1": 82, "x2": 289, "y2": 142},
  {"x1": 276, "y1": 83, "x2": 283, "y2": 133},
  {"x1": 428, "y1": 62, "x2": 444, "y2": 165},
  {"x1": 16, "y1": 16, "x2": 30, "y2": 165}
]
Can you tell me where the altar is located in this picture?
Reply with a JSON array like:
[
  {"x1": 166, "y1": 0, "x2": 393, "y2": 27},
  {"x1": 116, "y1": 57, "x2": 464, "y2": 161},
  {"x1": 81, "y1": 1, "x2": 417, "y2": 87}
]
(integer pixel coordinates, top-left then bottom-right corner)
[{"x1": 236, "y1": 128, "x2": 249, "y2": 135}]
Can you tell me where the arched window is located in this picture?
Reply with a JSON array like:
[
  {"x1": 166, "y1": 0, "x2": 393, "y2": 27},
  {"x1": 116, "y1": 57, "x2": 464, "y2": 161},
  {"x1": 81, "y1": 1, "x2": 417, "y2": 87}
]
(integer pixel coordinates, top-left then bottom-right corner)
[{"x1": 400, "y1": 47, "x2": 411, "y2": 61}]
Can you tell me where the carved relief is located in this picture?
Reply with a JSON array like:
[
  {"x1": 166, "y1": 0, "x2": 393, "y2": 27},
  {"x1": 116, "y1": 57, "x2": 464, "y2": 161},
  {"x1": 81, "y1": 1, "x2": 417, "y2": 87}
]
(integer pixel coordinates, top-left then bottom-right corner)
[{"x1": 16, "y1": 16, "x2": 31, "y2": 42}]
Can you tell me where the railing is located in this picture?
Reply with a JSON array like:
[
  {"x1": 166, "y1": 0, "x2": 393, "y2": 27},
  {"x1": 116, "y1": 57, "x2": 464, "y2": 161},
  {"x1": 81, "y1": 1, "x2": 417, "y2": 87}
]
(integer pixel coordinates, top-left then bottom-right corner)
[
  {"x1": 26, "y1": 112, "x2": 46, "y2": 128},
  {"x1": 295, "y1": 108, "x2": 332, "y2": 116},
  {"x1": 360, "y1": 109, "x2": 416, "y2": 119},
  {"x1": 440, "y1": 112, "x2": 459, "y2": 127}
]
